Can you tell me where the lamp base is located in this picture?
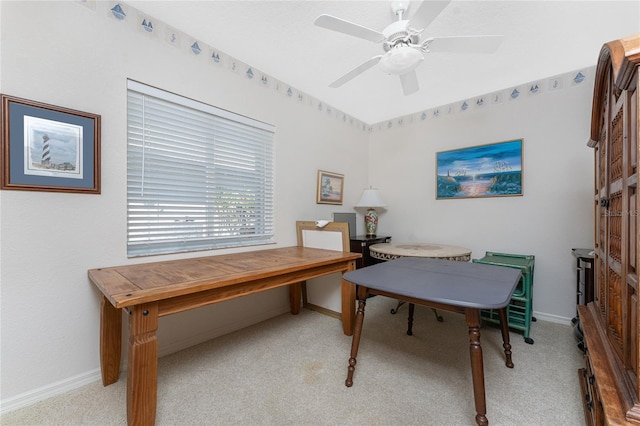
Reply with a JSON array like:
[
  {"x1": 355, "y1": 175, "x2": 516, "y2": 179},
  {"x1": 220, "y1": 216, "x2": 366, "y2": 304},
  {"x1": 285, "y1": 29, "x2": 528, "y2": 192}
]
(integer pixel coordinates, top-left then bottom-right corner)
[{"x1": 364, "y1": 208, "x2": 378, "y2": 237}]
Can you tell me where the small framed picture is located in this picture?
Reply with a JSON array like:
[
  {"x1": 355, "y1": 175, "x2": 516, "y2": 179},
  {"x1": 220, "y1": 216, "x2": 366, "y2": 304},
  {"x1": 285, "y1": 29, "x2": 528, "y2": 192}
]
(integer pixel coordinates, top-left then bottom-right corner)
[
  {"x1": 1, "y1": 94, "x2": 101, "y2": 193},
  {"x1": 316, "y1": 170, "x2": 344, "y2": 205}
]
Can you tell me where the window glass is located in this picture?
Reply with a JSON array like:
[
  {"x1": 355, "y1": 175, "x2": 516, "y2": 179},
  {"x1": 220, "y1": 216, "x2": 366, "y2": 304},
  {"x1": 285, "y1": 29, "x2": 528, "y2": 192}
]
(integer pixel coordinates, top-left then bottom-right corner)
[{"x1": 127, "y1": 80, "x2": 275, "y2": 257}]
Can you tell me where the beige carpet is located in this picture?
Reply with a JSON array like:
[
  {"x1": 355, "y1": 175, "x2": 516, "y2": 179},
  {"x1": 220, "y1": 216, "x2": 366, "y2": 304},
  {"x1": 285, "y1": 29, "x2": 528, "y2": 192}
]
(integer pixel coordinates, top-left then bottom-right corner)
[{"x1": 1, "y1": 295, "x2": 584, "y2": 425}]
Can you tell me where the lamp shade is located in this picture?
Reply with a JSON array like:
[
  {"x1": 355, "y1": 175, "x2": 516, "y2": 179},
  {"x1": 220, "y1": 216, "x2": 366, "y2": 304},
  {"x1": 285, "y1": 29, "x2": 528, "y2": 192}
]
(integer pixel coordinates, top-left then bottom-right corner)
[{"x1": 355, "y1": 189, "x2": 387, "y2": 208}]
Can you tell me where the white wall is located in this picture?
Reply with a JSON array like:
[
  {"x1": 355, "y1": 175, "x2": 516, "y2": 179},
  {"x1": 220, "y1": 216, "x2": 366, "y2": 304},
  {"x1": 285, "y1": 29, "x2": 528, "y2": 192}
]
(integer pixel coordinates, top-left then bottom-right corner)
[
  {"x1": 368, "y1": 80, "x2": 596, "y2": 323},
  {"x1": 0, "y1": 1, "x2": 368, "y2": 407},
  {"x1": 0, "y1": 0, "x2": 635, "y2": 414}
]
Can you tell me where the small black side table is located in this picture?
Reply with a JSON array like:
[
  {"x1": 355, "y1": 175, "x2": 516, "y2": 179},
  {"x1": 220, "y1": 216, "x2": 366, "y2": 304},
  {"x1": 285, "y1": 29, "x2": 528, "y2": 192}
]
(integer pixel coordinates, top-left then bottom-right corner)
[
  {"x1": 572, "y1": 248, "x2": 594, "y2": 315},
  {"x1": 571, "y1": 248, "x2": 594, "y2": 351},
  {"x1": 350, "y1": 235, "x2": 391, "y2": 269}
]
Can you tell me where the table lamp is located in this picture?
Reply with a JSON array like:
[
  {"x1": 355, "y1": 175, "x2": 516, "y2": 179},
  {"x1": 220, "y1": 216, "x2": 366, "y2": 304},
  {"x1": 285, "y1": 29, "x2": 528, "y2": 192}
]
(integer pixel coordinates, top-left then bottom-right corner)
[{"x1": 354, "y1": 188, "x2": 387, "y2": 237}]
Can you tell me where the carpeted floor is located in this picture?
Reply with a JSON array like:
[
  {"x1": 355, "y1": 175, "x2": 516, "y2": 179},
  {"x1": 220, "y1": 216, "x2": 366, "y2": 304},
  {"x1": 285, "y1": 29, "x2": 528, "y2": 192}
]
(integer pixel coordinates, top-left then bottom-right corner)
[{"x1": 1, "y1": 295, "x2": 585, "y2": 425}]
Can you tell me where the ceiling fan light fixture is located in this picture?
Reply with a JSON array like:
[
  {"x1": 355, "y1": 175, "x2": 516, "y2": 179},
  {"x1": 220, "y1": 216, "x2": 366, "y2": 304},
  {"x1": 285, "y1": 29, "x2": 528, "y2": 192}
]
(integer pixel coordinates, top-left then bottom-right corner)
[{"x1": 378, "y1": 44, "x2": 423, "y2": 75}]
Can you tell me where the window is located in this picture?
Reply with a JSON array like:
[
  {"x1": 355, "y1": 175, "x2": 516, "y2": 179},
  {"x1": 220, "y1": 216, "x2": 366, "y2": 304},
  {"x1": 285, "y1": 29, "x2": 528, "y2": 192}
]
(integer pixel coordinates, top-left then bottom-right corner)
[{"x1": 127, "y1": 80, "x2": 275, "y2": 257}]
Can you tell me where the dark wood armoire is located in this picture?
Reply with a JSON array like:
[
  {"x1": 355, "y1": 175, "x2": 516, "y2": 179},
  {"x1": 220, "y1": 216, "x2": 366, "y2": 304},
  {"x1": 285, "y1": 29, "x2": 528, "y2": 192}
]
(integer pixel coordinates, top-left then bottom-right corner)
[{"x1": 578, "y1": 34, "x2": 640, "y2": 425}]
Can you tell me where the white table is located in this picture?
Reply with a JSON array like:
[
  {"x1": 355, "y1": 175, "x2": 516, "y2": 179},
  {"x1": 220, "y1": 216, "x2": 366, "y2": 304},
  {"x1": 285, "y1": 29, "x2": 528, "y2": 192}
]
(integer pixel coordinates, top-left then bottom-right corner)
[
  {"x1": 369, "y1": 242, "x2": 471, "y2": 262},
  {"x1": 369, "y1": 243, "x2": 472, "y2": 318}
]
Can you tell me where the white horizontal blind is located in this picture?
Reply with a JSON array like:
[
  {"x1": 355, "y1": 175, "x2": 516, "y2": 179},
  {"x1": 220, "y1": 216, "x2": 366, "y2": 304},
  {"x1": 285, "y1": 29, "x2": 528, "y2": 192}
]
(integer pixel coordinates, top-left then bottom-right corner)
[{"x1": 127, "y1": 81, "x2": 275, "y2": 257}]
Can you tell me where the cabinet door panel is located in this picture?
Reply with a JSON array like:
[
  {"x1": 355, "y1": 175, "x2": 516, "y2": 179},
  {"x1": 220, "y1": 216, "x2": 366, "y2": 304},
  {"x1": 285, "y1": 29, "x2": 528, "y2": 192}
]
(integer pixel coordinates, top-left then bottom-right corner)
[
  {"x1": 584, "y1": 35, "x2": 640, "y2": 424},
  {"x1": 607, "y1": 266, "x2": 624, "y2": 358}
]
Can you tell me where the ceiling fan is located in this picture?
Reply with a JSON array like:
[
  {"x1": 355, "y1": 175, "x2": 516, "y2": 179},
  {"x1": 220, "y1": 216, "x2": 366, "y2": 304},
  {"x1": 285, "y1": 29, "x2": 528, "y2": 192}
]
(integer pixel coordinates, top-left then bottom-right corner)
[{"x1": 314, "y1": 0, "x2": 503, "y2": 96}]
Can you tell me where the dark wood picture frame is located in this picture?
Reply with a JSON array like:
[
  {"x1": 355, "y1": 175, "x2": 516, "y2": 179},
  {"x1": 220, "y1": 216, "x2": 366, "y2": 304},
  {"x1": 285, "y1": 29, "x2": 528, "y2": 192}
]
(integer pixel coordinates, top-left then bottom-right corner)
[{"x1": 1, "y1": 94, "x2": 101, "y2": 193}]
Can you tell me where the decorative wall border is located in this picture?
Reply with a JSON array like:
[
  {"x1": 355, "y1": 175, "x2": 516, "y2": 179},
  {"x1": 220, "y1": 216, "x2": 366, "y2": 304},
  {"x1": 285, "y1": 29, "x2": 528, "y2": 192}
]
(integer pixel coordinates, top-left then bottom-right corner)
[
  {"x1": 375, "y1": 68, "x2": 591, "y2": 132},
  {"x1": 77, "y1": 0, "x2": 590, "y2": 133}
]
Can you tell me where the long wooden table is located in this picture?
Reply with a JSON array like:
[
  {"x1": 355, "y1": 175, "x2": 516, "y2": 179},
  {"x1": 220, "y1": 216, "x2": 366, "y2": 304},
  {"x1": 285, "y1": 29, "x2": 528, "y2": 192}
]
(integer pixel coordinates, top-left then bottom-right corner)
[
  {"x1": 88, "y1": 246, "x2": 360, "y2": 425},
  {"x1": 342, "y1": 257, "x2": 521, "y2": 426}
]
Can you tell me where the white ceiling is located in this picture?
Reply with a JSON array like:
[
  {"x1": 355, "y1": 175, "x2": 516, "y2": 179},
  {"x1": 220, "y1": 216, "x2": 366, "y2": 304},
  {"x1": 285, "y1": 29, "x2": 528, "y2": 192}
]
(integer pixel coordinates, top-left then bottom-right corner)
[{"x1": 127, "y1": 1, "x2": 639, "y2": 124}]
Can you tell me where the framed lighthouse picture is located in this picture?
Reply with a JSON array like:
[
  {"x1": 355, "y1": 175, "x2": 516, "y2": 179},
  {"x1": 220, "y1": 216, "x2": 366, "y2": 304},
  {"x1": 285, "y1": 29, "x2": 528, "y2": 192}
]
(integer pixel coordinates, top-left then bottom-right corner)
[{"x1": 1, "y1": 94, "x2": 100, "y2": 193}]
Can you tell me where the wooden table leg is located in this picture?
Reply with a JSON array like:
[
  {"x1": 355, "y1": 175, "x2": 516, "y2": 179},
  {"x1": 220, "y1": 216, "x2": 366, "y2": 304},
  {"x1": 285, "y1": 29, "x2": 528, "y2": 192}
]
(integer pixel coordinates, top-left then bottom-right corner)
[
  {"x1": 289, "y1": 282, "x2": 302, "y2": 315},
  {"x1": 498, "y1": 308, "x2": 514, "y2": 368},
  {"x1": 465, "y1": 308, "x2": 488, "y2": 426},
  {"x1": 346, "y1": 289, "x2": 367, "y2": 387},
  {"x1": 127, "y1": 303, "x2": 159, "y2": 426},
  {"x1": 100, "y1": 295, "x2": 122, "y2": 386},
  {"x1": 341, "y1": 260, "x2": 357, "y2": 336}
]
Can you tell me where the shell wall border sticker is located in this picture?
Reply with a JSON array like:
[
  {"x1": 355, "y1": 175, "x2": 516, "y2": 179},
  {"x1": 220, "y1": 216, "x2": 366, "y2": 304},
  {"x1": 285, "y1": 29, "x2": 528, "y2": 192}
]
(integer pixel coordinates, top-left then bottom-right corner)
[{"x1": 79, "y1": 1, "x2": 590, "y2": 134}]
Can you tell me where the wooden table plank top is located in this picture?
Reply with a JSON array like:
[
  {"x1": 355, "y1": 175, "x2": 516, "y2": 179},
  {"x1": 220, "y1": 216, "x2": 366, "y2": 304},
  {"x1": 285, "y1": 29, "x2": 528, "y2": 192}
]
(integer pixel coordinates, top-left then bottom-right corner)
[{"x1": 89, "y1": 246, "x2": 360, "y2": 308}]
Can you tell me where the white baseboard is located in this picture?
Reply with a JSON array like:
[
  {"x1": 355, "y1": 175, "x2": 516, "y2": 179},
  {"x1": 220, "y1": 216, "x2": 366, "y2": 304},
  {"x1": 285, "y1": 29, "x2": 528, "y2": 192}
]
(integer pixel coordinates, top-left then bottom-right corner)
[
  {"x1": 532, "y1": 310, "x2": 573, "y2": 325},
  {"x1": 0, "y1": 368, "x2": 102, "y2": 415},
  {"x1": 1, "y1": 303, "x2": 291, "y2": 416}
]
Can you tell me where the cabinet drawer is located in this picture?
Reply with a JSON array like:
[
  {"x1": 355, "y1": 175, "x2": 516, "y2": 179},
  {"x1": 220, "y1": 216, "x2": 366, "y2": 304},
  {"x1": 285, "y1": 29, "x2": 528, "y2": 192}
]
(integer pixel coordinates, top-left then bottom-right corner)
[
  {"x1": 580, "y1": 353, "x2": 604, "y2": 426},
  {"x1": 579, "y1": 367, "x2": 595, "y2": 426}
]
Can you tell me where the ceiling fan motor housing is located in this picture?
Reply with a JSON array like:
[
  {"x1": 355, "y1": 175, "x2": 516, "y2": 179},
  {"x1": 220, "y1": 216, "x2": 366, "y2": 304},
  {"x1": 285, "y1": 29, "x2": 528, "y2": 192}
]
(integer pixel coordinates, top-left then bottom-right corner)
[{"x1": 382, "y1": 20, "x2": 419, "y2": 52}]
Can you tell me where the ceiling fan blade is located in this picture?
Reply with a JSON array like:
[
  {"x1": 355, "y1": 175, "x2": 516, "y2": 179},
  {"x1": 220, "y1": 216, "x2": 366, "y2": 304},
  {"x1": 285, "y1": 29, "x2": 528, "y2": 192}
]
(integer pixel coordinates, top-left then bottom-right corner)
[
  {"x1": 426, "y1": 35, "x2": 504, "y2": 53},
  {"x1": 407, "y1": 0, "x2": 451, "y2": 30},
  {"x1": 400, "y1": 70, "x2": 419, "y2": 96},
  {"x1": 329, "y1": 56, "x2": 383, "y2": 88},
  {"x1": 314, "y1": 14, "x2": 385, "y2": 43}
]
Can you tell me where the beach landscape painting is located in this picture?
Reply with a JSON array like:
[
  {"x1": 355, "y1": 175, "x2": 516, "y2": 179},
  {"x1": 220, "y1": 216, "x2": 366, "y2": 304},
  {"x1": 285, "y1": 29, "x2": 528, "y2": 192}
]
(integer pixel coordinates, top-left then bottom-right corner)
[
  {"x1": 436, "y1": 139, "x2": 523, "y2": 199},
  {"x1": 316, "y1": 170, "x2": 344, "y2": 205}
]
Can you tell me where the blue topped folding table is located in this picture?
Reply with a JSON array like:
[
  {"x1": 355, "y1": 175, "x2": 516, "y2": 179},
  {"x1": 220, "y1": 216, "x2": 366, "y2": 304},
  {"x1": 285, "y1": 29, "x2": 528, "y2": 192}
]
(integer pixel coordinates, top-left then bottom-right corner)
[{"x1": 342, "y1": 257, "x2": 521, "y2": 426}]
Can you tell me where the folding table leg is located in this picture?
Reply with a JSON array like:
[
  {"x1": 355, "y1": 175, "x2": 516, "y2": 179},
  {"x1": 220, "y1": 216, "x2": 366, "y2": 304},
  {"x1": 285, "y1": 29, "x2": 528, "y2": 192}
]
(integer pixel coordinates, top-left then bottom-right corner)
[
  {"x1": 498, "y1": 307, "x2": 514, "y2": 368},
  {"x1": 465, "y1": 308, "x2": 488, "y2": 426},
  {"x1": 346, "y1": 295, "x2": 367, "y2": 387}
]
